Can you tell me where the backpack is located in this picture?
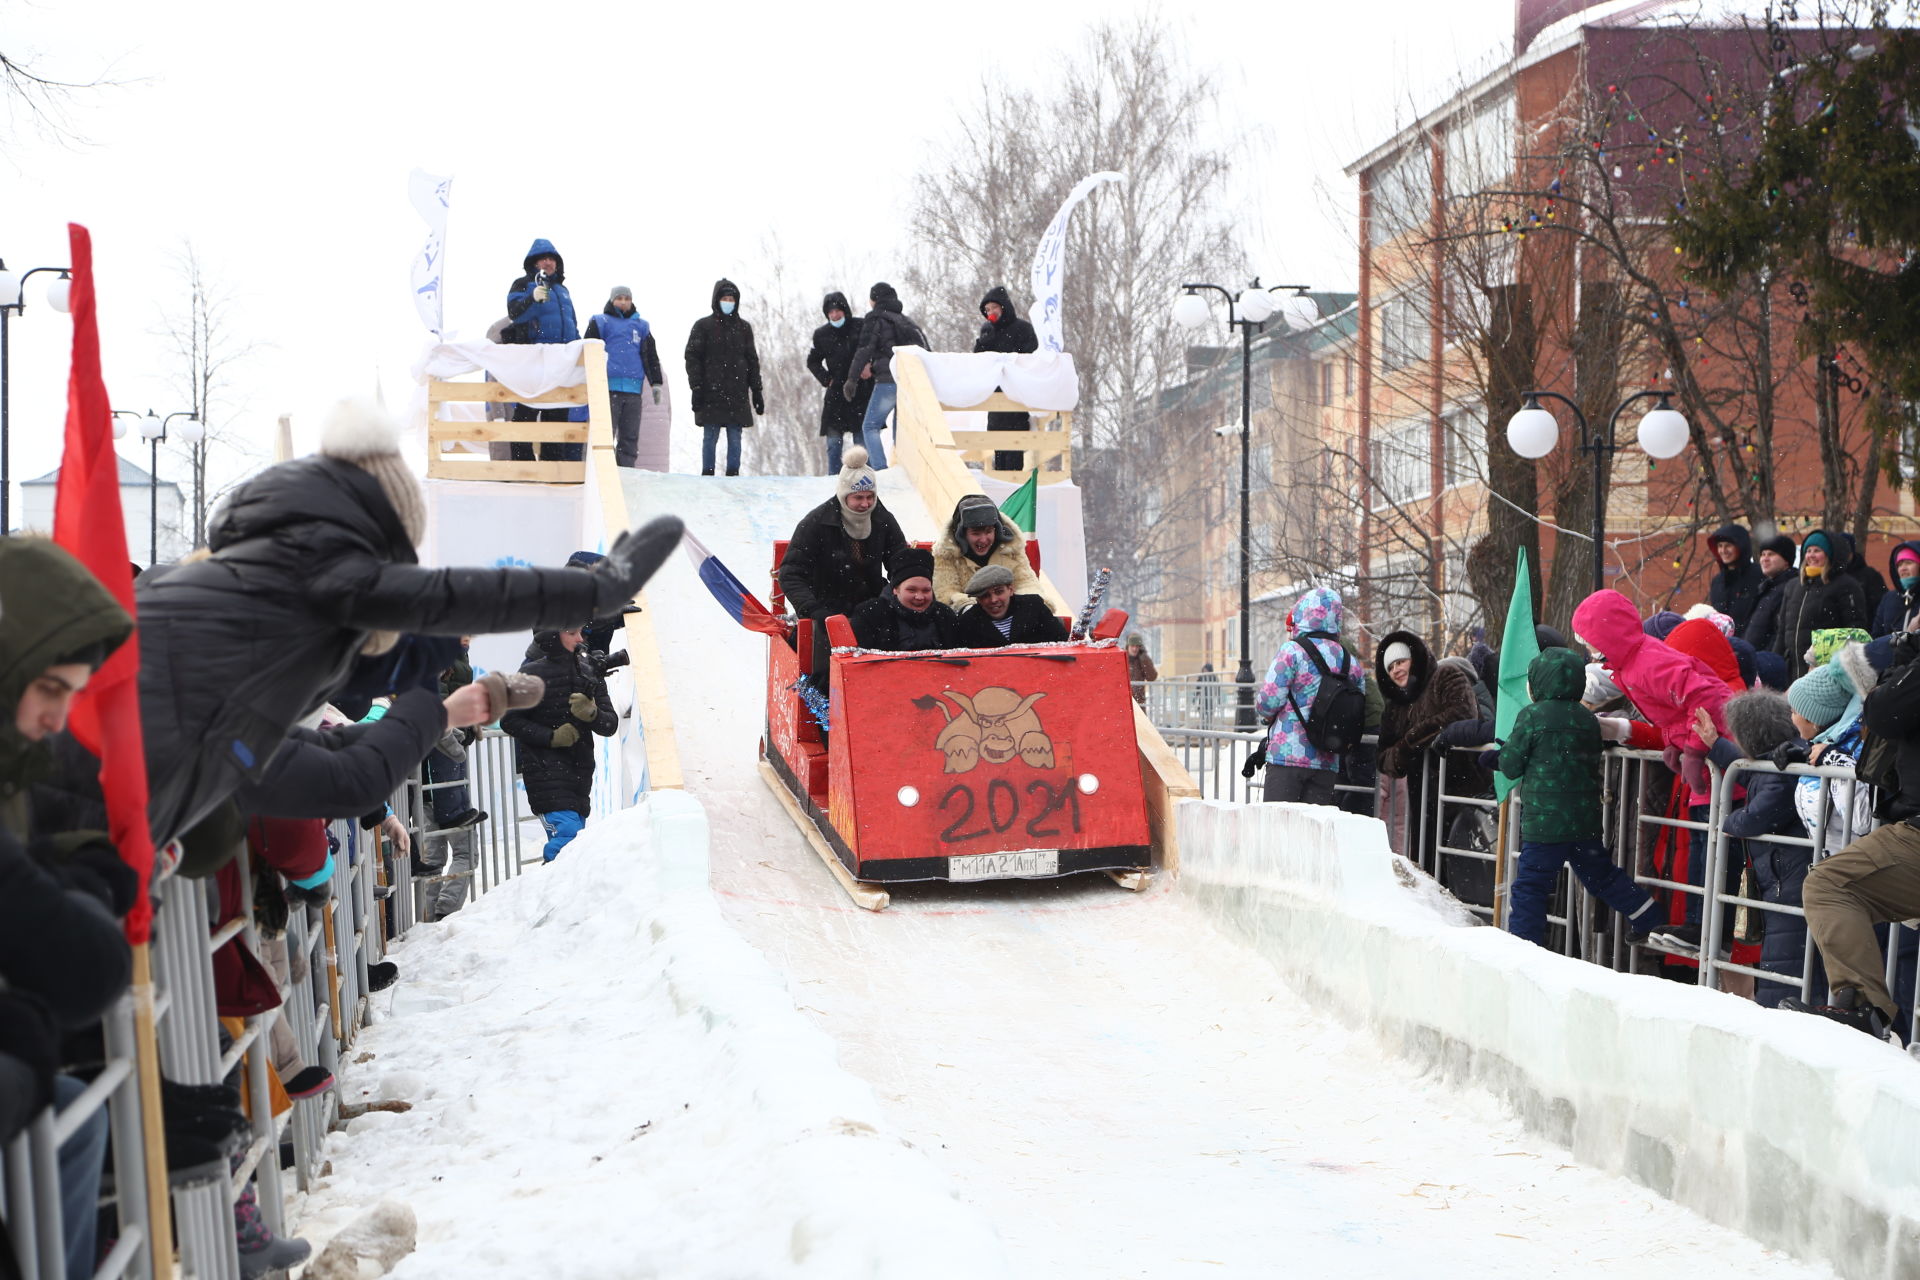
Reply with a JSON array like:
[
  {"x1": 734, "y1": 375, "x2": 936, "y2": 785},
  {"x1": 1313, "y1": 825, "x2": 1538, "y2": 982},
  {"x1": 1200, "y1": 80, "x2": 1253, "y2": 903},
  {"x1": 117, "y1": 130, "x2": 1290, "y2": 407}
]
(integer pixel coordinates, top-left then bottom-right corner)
[{"x1": 1284, "y1": 631, "x2": 1367, "y2": 755}]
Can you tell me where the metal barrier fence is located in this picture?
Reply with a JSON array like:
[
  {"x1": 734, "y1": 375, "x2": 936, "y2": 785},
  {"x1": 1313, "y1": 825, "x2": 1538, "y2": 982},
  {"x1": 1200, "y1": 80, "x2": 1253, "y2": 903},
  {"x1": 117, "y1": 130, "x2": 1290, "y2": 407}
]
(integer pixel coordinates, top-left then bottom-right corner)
[
  {"x1": 1, "y1": 727, "x2": 546, "y2": 1279},
  {"x1": 1160, "y1": 721, "x2": 1920, "y2": 1045}
]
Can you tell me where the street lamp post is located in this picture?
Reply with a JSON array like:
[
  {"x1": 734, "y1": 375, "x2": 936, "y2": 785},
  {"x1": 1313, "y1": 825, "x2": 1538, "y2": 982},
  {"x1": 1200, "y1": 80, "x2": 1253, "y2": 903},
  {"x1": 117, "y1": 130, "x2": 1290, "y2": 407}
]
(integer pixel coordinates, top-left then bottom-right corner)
[
  {"x1": 1174, "y1": 280, "x2": 1317, "y2": 729},
  {"x1": 1505, "y1": 389, "x2": 1691, "y2": 593},
  {"x1": 136, "y1": 410, "x2": 204, "y2": 566},
  {"x1": 0, "y1": 261, "x2": 74, "y2": 534}
]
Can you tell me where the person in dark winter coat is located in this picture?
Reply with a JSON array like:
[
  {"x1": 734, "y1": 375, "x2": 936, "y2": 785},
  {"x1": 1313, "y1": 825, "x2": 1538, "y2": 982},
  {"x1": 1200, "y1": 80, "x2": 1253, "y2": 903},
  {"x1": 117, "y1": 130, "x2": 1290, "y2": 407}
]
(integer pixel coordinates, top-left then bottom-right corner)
[
  {"x1": 1375, "y1": 630, "x2": 1477, "y2": 861},
  {"x1": 1434, "y1": 625, "x2": 1568, "y2": 751},
  {"x1": 1708, "y1": 690, "x2": 1818, "y2": 1007},
  {"x1": 503, "y1": 238, "x2": 583, "y2": 462},
  {"x1": 134, "y1": 401, "x2": 680, "y2": 849},
  {"x1": 1837, "y1": 531, "x2": 1889, "y2": 617},
  {"x1": 499, "y1": 625, "x2": 617, "y2": 862},
  {"x1": 777, "y1": 446, "x2": 907, "y2": 684},
  {"x1": 1706, "y1": 524, "x2": 1767, "y2": 636},
  {"x1": 806, "y1": 291, "x2": 871, "y2": 474},
  {"x1": 684, "y1": 278, "x2": 763, "y2": 476},
  {"x1": 583, "y1": 286, "x2": 666, "y2": 470},
  {"x1": 843, "y1": 282, "x2": 929, "y2": 471},
  {"x1": 850, "y1": 548, "x2": 960, "y2": 651},
  {"x1": 1872, "y1": 541, "x2": 1920, "y2": 638},
  {"x1": 954, "y1": 564, "x2": 1067, "y2": 648},
  {"x1": 1767, "y1": 528, "x2": 1868, "y2": 680},
  {"x1": 1744, "y1": 532, "x2": 1798, "y2": 652},
  {"x1": 1496, "y1": 647, "x2": 1662, "y2": 947},
  {"x1": 973, "y1": 285, "x2": 1039, "y2": 471}
]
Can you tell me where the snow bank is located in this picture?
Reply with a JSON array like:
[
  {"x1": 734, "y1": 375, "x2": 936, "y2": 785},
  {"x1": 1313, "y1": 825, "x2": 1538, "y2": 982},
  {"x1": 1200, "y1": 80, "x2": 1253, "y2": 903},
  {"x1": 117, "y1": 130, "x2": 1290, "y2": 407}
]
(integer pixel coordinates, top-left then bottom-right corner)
[
  {"x1": 293, "y1": 792, "x2": 1008, "y2": 1279},
  {"x1": 1176, "y1": 798, "x2": 1920, "y2": 1280}
]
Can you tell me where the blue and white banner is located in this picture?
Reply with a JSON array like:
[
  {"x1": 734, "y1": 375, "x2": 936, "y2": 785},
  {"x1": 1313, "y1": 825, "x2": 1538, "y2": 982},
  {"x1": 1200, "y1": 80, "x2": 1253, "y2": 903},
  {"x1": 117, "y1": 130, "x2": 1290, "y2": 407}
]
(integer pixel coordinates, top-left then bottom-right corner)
[
  {"x1": 1027, "y1": 171, "x2": 1124, "y2": 354},
  {"x1": 408, "y1": 169, "x2": 452, "y2": 336}
]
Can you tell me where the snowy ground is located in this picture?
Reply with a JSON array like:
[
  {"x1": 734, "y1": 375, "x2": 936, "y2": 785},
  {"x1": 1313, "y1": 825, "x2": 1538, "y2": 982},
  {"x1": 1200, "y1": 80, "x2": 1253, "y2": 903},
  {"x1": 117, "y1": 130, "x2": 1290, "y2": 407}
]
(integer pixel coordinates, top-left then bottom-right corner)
[
  {"x1": 634, "y1": 469, "x2": 1835, "y2": 1279},
  {"x1": 289, "y1": 801, "x2": 1004, "y2": 1278}
]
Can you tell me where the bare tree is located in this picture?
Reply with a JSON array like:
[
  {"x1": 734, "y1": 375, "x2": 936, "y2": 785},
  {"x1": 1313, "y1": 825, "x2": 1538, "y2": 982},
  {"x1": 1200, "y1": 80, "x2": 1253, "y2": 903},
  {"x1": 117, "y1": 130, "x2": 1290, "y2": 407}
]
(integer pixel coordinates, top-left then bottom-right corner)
[
  {"x1": 902, "y1": 14, "x2": 1245, "y2": 620},
  {"x1": 159, "y1": 243, "x2": 262, "y2": 546},
  {"x1": 0, "y1": 44, "x2": 135, "y2": 149}
]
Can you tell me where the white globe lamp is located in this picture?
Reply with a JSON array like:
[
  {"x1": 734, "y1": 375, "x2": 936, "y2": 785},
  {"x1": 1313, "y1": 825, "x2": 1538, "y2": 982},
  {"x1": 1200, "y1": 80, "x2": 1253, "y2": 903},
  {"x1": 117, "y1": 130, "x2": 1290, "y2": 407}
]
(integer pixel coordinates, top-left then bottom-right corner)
[
  {"x1": 1505, "y1": 400, "x2": 1559, "y2": 459},
  {"x1": 139, "y1": 412, "x2": 164, "y2": 441},
  {"x1": 1279, "y1": 290, "x2": 1320, "y2": 331},
  {"x1": 1636, "y1": 400, "x2": 1690, "y2": 459},
  {"x1": 0, "y1": 271, "x2": 19, "y2": 308},
  {"x1": 175, "y1": 418, "x2": 206, "y2": 445},
  {"x1": 1172, "y1": 291, "x2": 1212, "y2": 330},
  {"x1": 1237, "y1": 287, "x2": 1277, "y2": 326},
  {"x1": 45, "y1": 274, "x2": 71, "y2": 314}
]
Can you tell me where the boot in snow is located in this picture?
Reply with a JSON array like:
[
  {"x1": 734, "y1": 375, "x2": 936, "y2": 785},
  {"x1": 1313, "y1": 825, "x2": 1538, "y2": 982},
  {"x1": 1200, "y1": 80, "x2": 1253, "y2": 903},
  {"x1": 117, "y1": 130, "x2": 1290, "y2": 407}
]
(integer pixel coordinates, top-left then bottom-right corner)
[{"x1": 1780, "y1": 987, "x2": 1904, "y2": 1044}]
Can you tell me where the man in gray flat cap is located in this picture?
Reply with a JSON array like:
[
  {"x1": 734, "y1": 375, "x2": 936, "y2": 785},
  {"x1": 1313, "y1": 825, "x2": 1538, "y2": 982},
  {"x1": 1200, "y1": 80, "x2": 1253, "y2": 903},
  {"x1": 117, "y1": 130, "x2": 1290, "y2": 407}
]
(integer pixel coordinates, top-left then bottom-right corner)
[{"x1": 953, "y1": 563, "x2": 1068, "y2": 648}]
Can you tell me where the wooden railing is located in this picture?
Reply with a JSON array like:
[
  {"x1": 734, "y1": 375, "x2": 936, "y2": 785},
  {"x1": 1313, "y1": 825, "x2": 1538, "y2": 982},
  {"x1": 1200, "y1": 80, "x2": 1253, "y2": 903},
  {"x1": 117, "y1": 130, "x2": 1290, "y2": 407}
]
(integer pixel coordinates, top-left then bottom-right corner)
[
  {"x1": 939, "y1": 390, "x2": 1074, "y2": 482},
  {"x1": 425, "y1": 340, "x2": 611, "y2": 484}
]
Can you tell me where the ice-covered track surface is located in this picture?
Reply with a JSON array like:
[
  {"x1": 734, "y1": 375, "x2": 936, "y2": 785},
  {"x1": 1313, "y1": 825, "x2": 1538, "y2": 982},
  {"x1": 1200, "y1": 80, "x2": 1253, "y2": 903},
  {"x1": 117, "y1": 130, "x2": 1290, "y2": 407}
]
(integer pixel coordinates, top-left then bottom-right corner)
[{"x1": 632, "y1": 469, "x2": 1827, "y2": 1279}]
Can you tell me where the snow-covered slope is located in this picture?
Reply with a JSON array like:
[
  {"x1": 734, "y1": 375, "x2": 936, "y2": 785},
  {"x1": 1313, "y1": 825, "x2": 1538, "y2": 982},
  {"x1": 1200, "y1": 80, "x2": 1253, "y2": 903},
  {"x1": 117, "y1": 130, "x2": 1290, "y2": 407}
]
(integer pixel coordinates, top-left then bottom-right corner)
[{"x1": 629, "y1": 469, "x2": 1831, "y2": 1280}]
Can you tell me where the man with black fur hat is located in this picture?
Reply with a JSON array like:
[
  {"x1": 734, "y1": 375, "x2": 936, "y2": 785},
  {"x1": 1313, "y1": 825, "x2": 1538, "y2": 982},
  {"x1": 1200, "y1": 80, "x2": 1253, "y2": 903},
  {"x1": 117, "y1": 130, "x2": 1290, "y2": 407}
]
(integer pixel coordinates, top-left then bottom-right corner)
[
  {"x1": 954, "y1": 564, "x2": 1067, "y2": 648},
  {"x1": 850, "y1": 547, "x2": 960, "y2": 652}
]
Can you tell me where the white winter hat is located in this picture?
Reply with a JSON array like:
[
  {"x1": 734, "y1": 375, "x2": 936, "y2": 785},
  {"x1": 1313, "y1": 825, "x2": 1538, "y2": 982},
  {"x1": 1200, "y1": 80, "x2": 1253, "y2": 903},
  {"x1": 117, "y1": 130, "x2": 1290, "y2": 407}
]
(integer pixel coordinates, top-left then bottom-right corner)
[
  {"x1": 836, "y1": 445, "x2": 877, "y2": 502},
  {"x1": 320, "y1": 400, "x2": 425, "y2": 548},
  {"x1": 1381, "y1": 641, "x2": 1412, "y2": 669}
]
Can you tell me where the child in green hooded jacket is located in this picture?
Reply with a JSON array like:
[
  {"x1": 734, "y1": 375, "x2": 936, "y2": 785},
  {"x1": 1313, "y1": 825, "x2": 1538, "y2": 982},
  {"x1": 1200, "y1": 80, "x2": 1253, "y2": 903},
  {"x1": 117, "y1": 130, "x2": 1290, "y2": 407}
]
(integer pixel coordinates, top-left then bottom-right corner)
[{"x1": 1496, "y1": 647, "x2": 1663, "y2": 948}]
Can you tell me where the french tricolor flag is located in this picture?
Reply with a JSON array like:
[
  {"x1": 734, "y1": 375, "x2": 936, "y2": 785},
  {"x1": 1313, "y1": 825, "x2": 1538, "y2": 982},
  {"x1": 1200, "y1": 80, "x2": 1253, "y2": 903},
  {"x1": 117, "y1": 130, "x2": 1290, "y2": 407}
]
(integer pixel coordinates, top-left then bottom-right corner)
[{"x1": 683, "y1": 532, "x2": 786, "y2": 636}]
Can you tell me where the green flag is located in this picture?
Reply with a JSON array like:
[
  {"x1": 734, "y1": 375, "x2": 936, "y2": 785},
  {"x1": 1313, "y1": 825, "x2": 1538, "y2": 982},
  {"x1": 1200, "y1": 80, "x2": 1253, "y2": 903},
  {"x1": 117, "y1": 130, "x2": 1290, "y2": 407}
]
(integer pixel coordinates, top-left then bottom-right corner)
[
  {"x1": 999, "y1": 469, "x2": 1039, "y2": 533},
  {"x1": 1491, "y1": 548, "x2": 1542, "y2": 802}
]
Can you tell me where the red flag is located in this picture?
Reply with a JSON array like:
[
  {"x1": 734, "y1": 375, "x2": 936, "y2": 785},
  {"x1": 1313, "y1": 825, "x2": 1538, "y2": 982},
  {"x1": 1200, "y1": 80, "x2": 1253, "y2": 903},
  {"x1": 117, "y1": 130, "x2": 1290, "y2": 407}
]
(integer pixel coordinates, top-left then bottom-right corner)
[{"x1": 51, "y1": 224, "x2": 155, "y2": 944}]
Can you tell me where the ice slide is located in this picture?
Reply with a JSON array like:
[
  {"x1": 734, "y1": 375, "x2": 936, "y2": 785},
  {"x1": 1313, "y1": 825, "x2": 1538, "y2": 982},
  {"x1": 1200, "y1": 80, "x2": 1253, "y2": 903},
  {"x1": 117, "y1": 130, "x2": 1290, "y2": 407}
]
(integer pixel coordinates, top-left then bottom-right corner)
[{"x1": 620, "y1": 457, "x2": 1825, "y2": 1279}]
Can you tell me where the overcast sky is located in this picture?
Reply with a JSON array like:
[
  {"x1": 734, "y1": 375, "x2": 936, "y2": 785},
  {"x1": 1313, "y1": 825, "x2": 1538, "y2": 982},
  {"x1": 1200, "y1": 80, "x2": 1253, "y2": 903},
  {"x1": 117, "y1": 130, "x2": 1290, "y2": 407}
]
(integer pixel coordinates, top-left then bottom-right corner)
[{"x1": 1, "y1": 0, "x2": 1514, "y2": 503}]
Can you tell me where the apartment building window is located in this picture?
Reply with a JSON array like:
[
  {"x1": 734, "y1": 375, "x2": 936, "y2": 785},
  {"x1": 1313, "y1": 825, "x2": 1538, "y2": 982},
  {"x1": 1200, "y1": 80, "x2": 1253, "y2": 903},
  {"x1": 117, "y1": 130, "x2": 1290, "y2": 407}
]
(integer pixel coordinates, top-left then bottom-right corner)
[
  {"x1": 1379, "y1": 294, "x2": 1431, "y2": 373},
  {"x1": 1443, "y1": 90, "x2": 1515, "y2": 202},
  {"x1": 1320, "y1": 362, "x2": 1334, "y2": 406},
  {"x1": 1443, "y1": 402, "x2": 1487, "y2": 488},
  {"x1": 1369, "y1": 144, "x2": 1431, "y2": 247},
  {"x1": 1370, "y1": 417, "x2": 1431, "y2": 509},
  {"x1": 1343, "y1": 356, "x2": 1355, "y2": 397}
]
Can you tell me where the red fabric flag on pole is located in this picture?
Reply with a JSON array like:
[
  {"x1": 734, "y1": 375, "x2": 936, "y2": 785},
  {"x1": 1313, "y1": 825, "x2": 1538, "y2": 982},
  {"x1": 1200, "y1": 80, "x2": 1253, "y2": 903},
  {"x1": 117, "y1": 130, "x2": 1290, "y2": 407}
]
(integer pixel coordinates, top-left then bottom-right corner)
[{"x1": 51, "y1": 223, "x2": 156, "y2": 944}]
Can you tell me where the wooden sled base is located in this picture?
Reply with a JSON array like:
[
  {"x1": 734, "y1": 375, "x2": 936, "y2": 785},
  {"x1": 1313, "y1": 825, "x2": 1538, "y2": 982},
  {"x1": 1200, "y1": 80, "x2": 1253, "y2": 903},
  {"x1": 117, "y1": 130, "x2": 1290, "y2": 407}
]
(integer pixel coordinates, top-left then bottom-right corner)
[
  {"x1": 1105, "y1": 869, "x2": 1152, "y2": 892},
  {"x1": 757, "y1": 759, "x2": 890, "y2": 912}
]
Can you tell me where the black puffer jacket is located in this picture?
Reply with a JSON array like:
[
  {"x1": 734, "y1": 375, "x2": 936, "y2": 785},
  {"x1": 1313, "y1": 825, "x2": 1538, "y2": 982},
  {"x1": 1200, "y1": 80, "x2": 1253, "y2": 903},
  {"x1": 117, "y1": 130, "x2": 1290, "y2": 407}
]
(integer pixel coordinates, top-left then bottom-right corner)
[
  {"x1": 806, "y1": 292, "x2": 870, "y2": 435},
  {"x1": 1767, "y1": 536, "x2": 1868, "y2": 680},
  {"x1": 683, "y1": 278, "x2": 762, "y2": 427},
  {"x1": 236, "y1": 687, "x2": 447, "y2": 820},
  {"x1": 777, "y1": 497, "x2": 908, "y2": 621},
  {"x1": 974, "y1": 286, "x2": 1038, "y2": 433},
  {"x1": 1706, "y1": 524, "x2": 1766, "y2": 635},
  {"x1": 499, "y1": 633, "x2": 616, "y2": 817},
  {"x1": 1744, "y1": 567, "x2": 1795, "y2": 652},
  {"x1": 849, "y1": 591, "x2": 961, "y2": 652},
  {"x1": 846, "y1": 284, "x2": 927, "y2": 389},
  {"x1": 136, "y1": 455, "x2": 611, "y2": 846},
  {"x1": 954, "y1": 595, "x2": 1067, "y2": 648}
]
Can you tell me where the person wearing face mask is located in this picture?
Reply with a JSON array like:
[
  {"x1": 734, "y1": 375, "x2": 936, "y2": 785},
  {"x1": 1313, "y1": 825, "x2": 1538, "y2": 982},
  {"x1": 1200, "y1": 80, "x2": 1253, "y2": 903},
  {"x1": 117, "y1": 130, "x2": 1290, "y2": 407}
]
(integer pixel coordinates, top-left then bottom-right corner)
[
  {"x1": 1872, "y1": 541, "x2": 1920, "y2": 638},
  {"x1": 973, "y1": 285, "x2": 1039, "y2": 472},
  {"x1": 684, "y1": 278, "x2": 764, "y2": 476},
  {"x1": 1767, "y1": 529, "x2": 1868, "y2": 680},
  {"x1": 777, "y1": 447, "x2": 907, "y2": 686},
  {"x1": 806, "y1": 291, "x2": 870, "y2": 473},
  {"x1": 583, "y1": 286, "x2": 666, "y2": 470}
]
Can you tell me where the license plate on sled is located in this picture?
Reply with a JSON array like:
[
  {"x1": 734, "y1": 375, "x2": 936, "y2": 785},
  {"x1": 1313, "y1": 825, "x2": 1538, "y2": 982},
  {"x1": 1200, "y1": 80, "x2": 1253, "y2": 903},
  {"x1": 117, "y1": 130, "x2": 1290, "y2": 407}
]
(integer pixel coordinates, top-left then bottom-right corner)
[{"x1": 948, "y1": 850, "x2": 1060, "y2": 881}]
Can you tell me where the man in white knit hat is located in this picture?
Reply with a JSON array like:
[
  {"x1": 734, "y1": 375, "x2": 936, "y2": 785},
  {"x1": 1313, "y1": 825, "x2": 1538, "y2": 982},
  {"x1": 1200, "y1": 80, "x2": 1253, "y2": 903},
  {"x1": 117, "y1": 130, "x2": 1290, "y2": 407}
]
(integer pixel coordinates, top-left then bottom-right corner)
[{"x1": 777, "y1": 446, "x2": 907, "y2": 687}]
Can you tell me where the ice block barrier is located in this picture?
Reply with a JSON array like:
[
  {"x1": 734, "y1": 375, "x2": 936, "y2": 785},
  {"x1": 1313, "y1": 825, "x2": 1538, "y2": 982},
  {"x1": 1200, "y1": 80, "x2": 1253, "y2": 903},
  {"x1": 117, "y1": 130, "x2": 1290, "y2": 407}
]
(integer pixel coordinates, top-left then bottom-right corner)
[{"x1": 1176, "y1": 797, "x2": 1920, "y2": 1280}]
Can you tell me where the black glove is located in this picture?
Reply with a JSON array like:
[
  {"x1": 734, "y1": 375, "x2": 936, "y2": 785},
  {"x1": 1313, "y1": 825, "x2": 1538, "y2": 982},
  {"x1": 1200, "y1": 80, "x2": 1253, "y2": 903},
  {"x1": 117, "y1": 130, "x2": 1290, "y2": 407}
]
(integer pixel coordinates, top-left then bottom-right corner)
[
  {"x1": 0, "y1": 991, "x2": 58, "y2": 1122},
  {"x1": 591, "y1": 516, "x2": 686, "y2": 612},
  {"x1": 1765, "y1": 740, "x2": 1809, "y2": 771},
  {"x1": 1476, "y1": 748, "x2": 1501, "y2": 773},
  {"x1": 1240, "y1": 745, "x2": 1266, "y2": 780},
  {"x1": 286, "y1": 878, "x2": 332, "y2": 908},
  {"x1": 751, "y1": 390, "x2": 766, "y2": 416},
  {"x1": 65, "y1": 839, "x2": 140, "y2": 918}
]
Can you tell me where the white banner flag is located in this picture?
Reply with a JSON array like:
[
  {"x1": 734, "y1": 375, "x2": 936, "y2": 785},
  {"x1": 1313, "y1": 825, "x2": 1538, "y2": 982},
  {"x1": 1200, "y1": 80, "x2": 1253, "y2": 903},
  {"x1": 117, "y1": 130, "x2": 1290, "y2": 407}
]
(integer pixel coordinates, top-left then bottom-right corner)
[
  {"x1": 1027, "y1": 171, "x2": 1124, "y2": 354},
  {"x1": 408, "y1": 169, "x2": 453, "y2": 336}
]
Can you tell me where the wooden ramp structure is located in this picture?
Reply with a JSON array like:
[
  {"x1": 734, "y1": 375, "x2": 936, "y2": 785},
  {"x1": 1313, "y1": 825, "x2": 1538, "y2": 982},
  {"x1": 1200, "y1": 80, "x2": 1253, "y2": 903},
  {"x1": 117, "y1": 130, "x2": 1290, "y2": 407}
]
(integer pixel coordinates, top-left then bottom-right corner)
[{"x1": 425, "y1": 340, "x2": 612, "y2": 485}]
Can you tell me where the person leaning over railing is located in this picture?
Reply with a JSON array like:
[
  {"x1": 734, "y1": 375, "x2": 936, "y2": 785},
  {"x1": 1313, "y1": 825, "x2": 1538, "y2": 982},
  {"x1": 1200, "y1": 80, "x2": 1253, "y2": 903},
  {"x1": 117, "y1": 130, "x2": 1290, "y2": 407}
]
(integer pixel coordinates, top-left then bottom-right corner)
[
  {"x1": 1374, "y1": 629, "x2": 1476, "y2": 860},
  {"x1": 1777, "y1": 631, "x2": 1920, "y2": 1042},
  {"x1": 1483, "y1": 647, "x2": 1664, "y2": 948}
]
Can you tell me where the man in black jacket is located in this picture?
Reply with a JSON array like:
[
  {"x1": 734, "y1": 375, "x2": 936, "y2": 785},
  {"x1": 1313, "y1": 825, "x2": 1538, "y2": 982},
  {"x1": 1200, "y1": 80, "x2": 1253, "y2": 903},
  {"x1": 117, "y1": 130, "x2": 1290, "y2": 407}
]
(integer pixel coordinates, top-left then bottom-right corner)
[
  {"x1": 778, "y1": 446, "x2": 907, "y2": 685},
  {"x1": 500, "y1": 625, "x2": 617, "y2": 862},
  {"x1": 953, "y1": 564, "x2": 1067, "y2": 648},
  {"x1": 842, "y1": 282, "x2": 928, "y2": 471},
  {"x1": 134, "y1": 401, "x2": 679, "y2": 850},
  {"x1": 1744, "y1": 533, "x2": 1798, "y2": 652},
  {"x1": 1838, "y1": 531, "x2": 1890, "y2": 618},
  {"x1": 1706, "y1": 524, "x2": 1766, "y2": 636},
  {"x1": 806, "y1": 291, "x2": 869, "y2": 474},
  {"x1": 973, "y1": 286, "x2": 1039, "y2": 472},
  {"x1": 684, "y1": 278, "x2": 763, "y2": 476},
  {"x1": 851, "y1": 548, "x2": 960, "y2": 651}
]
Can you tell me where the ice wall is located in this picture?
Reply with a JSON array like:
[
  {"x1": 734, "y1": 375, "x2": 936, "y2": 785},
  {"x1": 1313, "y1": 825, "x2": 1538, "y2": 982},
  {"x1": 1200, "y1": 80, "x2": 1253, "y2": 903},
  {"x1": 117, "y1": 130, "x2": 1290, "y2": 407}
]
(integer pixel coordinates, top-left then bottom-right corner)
[{"x1": 1177, "y1": 798, "x2": 1920, "y2": 1280}]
